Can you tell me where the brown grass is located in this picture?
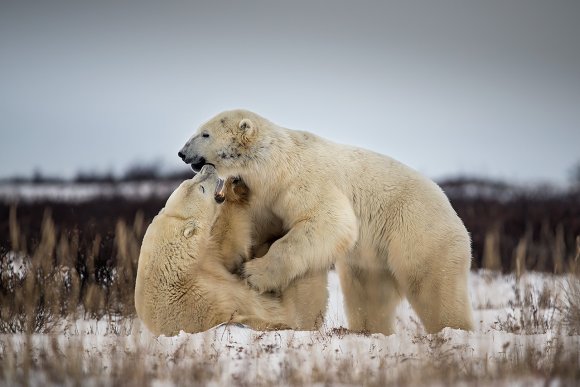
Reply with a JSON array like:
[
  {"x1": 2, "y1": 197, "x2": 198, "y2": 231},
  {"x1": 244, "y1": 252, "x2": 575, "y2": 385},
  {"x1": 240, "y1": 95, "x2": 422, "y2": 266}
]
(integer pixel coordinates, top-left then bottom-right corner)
[{"x1": 1, "y1": 186, "x2": 580, "y2": 386}]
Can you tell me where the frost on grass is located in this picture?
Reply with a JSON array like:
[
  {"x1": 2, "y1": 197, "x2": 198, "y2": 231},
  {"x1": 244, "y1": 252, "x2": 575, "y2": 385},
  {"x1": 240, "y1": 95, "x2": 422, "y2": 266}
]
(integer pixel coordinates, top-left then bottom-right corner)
[{"x1": 1, "y1": 271, "x2": 580, "y2": 386}]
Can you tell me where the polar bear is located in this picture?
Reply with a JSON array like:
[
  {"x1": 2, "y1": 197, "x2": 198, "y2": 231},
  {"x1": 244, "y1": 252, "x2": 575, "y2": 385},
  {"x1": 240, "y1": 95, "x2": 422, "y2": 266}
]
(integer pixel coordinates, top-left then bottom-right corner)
[
  {"x1": 134, "y1": 165, "x2": 327, "y2": 336},
  {"x1": 178, "y1": 110, "x2": 475, "y2": 334}
]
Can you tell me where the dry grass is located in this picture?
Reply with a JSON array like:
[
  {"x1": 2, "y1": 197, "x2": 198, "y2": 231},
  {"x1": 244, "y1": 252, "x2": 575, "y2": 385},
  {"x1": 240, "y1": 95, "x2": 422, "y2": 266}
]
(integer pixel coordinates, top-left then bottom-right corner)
[
  {"x1": 1, "y1": 319, "x2": 579, "y2": 386},
  {"x1": 0, "y1": 208, "x2": 142, "y2": 335},
  {"x1": 1, "y1": 200, "x2": 580, "y2": 386},
  {"x1": 492, "y1": 281, "x2": 557, "y2": 335},
  {"x1": 561, "y1": 237, "x2": 580, "y2": 335}
]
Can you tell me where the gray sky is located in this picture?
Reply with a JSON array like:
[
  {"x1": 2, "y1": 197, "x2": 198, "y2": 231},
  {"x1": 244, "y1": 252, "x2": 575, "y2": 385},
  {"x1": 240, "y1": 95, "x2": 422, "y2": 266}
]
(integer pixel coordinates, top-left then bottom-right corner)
[{"x1": 1, "y1": 0, "x2": 579, "y2": 184}]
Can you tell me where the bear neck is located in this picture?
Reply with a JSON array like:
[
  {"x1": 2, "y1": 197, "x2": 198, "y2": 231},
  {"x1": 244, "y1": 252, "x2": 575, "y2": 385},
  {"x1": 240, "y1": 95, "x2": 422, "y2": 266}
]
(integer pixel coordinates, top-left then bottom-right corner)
[
  {"x1": 210, "y1": 202, "x2": 252, "y2": 263},
  {"x1": 239, "y1": 127, "x2": 302, "y2": 191}
]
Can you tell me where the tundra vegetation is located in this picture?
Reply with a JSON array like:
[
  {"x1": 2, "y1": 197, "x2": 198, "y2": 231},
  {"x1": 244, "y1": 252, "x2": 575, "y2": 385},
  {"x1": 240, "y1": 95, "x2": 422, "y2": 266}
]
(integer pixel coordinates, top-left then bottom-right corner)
[{"x1": 0, "y1": 174, "x2": 579, "y2": 386}]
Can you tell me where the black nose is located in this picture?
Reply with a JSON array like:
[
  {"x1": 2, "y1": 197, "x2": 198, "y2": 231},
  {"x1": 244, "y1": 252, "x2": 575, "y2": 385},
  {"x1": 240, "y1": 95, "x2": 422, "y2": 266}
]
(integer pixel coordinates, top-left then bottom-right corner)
[{"x1": 178, "y1": 151, "x2": 185, "y2": 160}]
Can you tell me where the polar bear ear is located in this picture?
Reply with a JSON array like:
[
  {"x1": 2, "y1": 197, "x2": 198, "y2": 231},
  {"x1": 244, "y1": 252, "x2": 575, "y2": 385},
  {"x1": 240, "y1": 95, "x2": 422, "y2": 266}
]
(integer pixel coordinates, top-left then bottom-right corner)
[
  {"x1": 239, "y1": 118, "x2": 256, "y2": 144},
  {"x1": 239, "y1": 118, "x2": 253, "y2": 131},
  {"x1": 183, "y1": 222, "x2": 197, "y2": 238}
]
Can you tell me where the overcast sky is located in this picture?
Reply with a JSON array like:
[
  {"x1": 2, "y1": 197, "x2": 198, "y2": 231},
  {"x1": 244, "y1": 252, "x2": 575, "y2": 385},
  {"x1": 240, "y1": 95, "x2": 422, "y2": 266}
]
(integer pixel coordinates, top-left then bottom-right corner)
[{"x1": 1, "y1": 0, "x2": 579, "y2": 184}]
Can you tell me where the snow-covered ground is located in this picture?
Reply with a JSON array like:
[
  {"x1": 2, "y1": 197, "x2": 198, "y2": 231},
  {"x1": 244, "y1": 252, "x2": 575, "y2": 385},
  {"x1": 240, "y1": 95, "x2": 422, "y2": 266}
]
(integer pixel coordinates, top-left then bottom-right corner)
[
  {"x1": 1, "y1": 182, "x2": 578, "y2": 384},
  {"x1": 0, "y1": 181, "x2": 181, "y2": 203},
  {"x1": 2, "y1": 270, "x2": 579, "y2": 386}
]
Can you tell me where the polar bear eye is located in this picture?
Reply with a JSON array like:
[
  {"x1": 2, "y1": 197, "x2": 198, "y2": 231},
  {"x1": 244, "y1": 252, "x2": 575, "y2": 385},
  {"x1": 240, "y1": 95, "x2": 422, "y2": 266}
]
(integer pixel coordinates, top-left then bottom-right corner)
[
  {"x1": 201, "y1": 133, "x2": 210, "y2": 138},
  {"x1": 199, "y1": 186, "x2": 205, "y2": 193}
]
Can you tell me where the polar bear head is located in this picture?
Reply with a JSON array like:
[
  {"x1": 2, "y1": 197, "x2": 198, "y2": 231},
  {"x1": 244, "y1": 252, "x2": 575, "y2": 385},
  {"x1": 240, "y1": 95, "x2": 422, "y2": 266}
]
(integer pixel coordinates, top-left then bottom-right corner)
[
  {"x1": 162, "y1": 164, "x2": 225, "y2": 235},
  {"x1": 178, "y1": 109, "x2": 268, "y2": 176}
]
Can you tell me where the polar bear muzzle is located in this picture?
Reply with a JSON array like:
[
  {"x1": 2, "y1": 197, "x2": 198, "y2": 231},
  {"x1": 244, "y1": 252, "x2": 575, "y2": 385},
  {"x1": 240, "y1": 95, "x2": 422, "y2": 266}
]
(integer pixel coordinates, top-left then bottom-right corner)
[
  {"x1": 197, "y1": 163, "x2": 216, "y2": 177},
  {"x1": 214, "y1": 178, "x2": 225, "y2": 203},
  {"x1": 177, "y1": 150, "x2": 207, "y2": 172}
]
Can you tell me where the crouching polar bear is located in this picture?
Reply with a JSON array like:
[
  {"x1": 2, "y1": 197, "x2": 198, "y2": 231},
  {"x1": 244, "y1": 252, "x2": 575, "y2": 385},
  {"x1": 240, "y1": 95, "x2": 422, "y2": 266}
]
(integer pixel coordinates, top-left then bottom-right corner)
[
  {"x1": 178, "y1": 110, "x2": 475, "y2": 334},
  {"x1": 134, "y1": 165, "x2": 327, "y2": 336}
]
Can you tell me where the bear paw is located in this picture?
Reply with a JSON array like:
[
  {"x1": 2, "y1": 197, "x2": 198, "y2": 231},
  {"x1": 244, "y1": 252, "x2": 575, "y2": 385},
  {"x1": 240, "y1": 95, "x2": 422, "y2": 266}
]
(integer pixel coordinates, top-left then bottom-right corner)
[{"x1": 242, "y1": 257, "x2": 287, "y2": 293}]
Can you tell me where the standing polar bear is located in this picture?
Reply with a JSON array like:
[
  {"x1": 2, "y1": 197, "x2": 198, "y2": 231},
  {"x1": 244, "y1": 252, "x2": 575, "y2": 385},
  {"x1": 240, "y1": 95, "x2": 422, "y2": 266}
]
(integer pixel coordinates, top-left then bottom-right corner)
[
  {"x1": 178, "y1": 110, "x2": 474, "y2": 335},
  {"x1": 134, "y1": 165, "x2": 327, "y2": 336}
]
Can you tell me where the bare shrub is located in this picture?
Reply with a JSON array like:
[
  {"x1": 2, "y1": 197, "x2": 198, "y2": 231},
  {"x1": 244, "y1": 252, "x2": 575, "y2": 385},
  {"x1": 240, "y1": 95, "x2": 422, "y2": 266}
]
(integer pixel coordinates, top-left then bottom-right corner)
[{"x1": 493, "y1": 281, "x2": 557, "y2": 334}]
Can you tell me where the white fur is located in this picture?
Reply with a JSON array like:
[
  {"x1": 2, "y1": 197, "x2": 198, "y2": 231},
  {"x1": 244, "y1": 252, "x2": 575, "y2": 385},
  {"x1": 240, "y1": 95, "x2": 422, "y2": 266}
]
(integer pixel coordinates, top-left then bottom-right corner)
[
  {"x1": 179, "y1": 110, "x2": 475, "y2": 334},
  {"x1": 134, "y1": 166, "x2": 327, "y2": 335}
]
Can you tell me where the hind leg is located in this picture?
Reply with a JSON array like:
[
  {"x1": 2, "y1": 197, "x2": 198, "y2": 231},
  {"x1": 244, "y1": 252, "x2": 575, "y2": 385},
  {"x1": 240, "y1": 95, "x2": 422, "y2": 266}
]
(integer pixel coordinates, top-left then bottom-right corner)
[
  {"x1": 282, "y1": 271, "x2": 328, "y2": 330},
  {"x1": 405, "y1": 278, "x2": 474, "y2": 333},
  {"x1": 404, "y1": 264, "x2": 474, "y2": 333},
  {"x1": 390, "y1": 241, "x2": 475, "y2": 333},
  {"x1": 336, "y1": 259, "x2": 402, "y2": 335}
]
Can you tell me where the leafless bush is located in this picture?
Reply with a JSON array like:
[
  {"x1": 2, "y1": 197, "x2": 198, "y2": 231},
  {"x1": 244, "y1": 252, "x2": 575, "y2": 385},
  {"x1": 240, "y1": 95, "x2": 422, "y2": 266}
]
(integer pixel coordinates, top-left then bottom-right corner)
[{"x1": 493, "y1": 281, "x2": 557, "y2": 335}]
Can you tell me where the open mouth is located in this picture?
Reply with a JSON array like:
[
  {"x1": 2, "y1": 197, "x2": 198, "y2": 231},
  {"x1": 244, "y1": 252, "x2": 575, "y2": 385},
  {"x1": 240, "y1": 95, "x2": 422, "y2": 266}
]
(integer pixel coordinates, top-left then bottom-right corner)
[
  {"x1": 190, "y1": 158, "x2": 208, "y2": 172},
  {"x1": 214, "y1": 178, "x2": 225, "y2": 203},
  {"x1": 191, "y1": 160, "x2": 217, "y2": 175}
]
